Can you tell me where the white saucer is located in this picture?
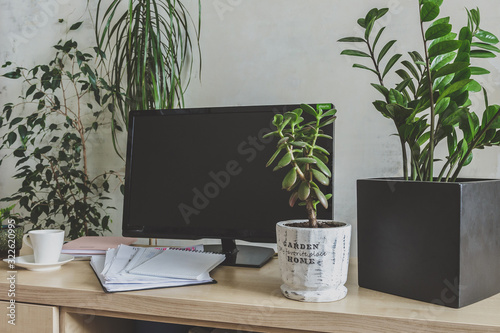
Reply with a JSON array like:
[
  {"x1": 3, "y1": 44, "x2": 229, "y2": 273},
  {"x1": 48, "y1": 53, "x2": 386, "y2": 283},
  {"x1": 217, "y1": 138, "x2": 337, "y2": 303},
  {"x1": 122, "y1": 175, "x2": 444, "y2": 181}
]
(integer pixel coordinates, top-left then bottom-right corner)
[{"x1": 3, "y1": 254, "x2": 74, "y2": 272}]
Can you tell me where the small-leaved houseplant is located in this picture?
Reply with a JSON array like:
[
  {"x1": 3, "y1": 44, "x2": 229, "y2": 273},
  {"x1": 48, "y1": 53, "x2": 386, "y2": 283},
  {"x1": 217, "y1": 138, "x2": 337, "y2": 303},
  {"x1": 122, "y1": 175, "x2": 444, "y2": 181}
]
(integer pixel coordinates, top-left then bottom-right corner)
[
  {"x1": 264, "y1": 104, "x2": 351, "y2": 302},
  {"x1": 0, "y1": 32, "x2": 120, "y2": 240},
  {"x1": 339, "y1": 1, "x2": 500, "y2": 308}
]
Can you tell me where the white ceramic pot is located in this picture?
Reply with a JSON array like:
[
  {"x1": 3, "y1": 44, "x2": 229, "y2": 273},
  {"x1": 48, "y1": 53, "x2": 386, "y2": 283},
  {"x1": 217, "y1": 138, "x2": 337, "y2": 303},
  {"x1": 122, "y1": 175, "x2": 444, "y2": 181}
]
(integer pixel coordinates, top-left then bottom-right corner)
[{"x1": 276, "y1": 220, "x2": 351, "y2": 302}]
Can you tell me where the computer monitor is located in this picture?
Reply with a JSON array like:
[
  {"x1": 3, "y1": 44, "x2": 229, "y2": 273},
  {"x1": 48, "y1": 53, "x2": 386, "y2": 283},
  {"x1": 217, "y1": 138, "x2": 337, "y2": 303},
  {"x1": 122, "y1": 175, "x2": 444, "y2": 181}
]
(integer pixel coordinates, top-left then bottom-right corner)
[{"x1": 122, "y1": 104, "x2": 334, "y2": 267}]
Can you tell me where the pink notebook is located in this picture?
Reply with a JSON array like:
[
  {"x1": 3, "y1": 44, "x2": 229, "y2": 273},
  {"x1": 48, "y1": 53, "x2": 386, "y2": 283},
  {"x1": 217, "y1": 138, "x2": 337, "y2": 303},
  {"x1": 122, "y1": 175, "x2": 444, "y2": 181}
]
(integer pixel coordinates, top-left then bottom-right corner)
[{"x1": 62, "y1": 236, "x2": 137, "y2": 254}]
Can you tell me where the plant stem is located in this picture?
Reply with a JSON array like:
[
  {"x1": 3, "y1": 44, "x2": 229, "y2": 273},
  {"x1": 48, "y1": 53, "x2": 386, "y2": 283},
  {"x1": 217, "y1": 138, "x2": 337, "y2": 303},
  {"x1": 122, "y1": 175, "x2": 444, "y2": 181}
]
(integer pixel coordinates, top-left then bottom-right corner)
[
  {"x1": 419, "y1": 5, "x2": 436, "y2": 182},
  {"x1": 450, "y1": 108, "x2": 500, "y2": 181},
  {"x1": 366, "y1": 40, "x2": 384, "y2": 87},
  {"x1": 400, "y1": 137, "x2": 408, "y2": 180},
  {"x1": 306, "y1": 200, "x2": 317, "y2": 228}
]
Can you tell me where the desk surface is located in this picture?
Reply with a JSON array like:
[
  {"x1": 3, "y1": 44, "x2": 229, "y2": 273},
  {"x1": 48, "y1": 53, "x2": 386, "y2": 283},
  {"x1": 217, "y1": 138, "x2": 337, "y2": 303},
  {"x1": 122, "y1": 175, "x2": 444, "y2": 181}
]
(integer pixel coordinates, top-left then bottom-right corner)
[{"x1": 1, "y1": 257, "x2": 500, "y2": 333}]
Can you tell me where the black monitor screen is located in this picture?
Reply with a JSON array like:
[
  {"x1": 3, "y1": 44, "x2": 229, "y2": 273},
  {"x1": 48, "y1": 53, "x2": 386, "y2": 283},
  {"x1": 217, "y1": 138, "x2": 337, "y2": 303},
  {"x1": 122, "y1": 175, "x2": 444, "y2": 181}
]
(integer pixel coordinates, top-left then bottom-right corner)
[{"x1": 122, "y1": 104, "x2": 334, "y2": 244}]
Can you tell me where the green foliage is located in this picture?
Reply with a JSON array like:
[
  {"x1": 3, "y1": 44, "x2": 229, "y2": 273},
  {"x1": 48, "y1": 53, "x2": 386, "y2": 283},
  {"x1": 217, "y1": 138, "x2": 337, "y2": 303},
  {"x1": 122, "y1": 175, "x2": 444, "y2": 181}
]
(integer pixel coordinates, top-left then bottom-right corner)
[
  {"x1": 95, "y1": 0, "x2": 201, "y2": 158},
  {"x1": 264, "y1": 104, "x2": 336, "y2": 228},
  {"x1": 0, "y1": 38, "x2": 121, "y2": 239},
  {"x1": 339, "y1": 2, "x2": 500, "y2": 182},
  {"x1": 0, "y1": 204, "x2": 19, "y2": 224}
]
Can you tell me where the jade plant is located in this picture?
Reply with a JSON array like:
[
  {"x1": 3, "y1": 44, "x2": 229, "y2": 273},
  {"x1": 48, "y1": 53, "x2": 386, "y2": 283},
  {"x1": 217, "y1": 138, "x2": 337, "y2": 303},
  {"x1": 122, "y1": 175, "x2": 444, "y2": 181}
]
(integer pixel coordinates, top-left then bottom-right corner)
[
  {"x1": 339, "y1": 1, "x2": 500, "y2": 182},
  {"x1": 264, "y1": 104, "x2": 336, "y2": 228}
]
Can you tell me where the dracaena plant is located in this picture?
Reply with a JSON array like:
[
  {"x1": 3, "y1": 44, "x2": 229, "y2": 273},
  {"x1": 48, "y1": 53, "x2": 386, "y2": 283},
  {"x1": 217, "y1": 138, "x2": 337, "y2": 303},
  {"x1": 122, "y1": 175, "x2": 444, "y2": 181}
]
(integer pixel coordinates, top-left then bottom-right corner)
[
  {"x1": 264, "y1": 104, "x2": 336, "y2": 228},
  {"x1": 339, "y1": 1, "x2": 500, "y2": 182},
  {"x1": 95, "y1": 0, "x2": 201, "y2": 158},
  {"x1": 0, "y1": 36, "x2": 121, "y2": 239}
]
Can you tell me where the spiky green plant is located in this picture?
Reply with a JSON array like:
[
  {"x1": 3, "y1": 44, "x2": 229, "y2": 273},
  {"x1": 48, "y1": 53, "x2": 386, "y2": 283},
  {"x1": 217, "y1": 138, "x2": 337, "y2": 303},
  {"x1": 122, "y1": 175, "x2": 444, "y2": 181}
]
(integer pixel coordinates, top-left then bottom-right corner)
[{"x1": 96, "y1": 0, "x2": 201, "y2": 157}]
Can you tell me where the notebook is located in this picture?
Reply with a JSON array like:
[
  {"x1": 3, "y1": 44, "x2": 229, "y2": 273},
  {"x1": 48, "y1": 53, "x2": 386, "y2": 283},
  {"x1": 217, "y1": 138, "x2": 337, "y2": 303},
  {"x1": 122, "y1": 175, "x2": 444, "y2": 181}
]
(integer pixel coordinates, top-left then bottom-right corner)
[{"x1": 129, "y1": 248, "x2": 226, "y2": 280}]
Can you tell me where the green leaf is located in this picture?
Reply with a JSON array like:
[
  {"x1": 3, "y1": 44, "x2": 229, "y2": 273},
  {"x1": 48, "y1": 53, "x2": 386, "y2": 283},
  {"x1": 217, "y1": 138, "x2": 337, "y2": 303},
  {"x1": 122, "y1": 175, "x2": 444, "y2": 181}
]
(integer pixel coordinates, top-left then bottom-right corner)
[
  {"x1": 371, "y1": 83, "x2": 389, "y2": 99},
  {"x1": 38, "y1": 146, "x2": 52, "y2": 154},
  {"x1": 340, "y1": 50, "x2": 371, "y2": 58},
  {"x1": 462, "y1": 151, "x2": 473, "y2": 166},
  {"x1": 459, "y1": 26, "x2": 473, "y2": 42},
  {"x1": 10, "y1": 117, "x2": 23, "y2": 127},
  {"x1": 428, "y1": 40, "x2": 461, "y2": 58},
  {"x1": 298, "y1": 182, "x2": 310, "y2": 200},
  {"x1": 433, "y1": 62, "x2": 469, "y2": 79},
  {"x1": 377, "y1": 40, "x2": 396, "y2": 63},
  {"x1": 266, "y1": 148, "x2": 283, "y2": 167},
  {"x1": 295, "y1": 157, "x2": 317, "y2": 164},
  {"x1": 338, "y1": 37, "x2": 365, "y2": 43},
  {"x1": 471, "y1": 42, "x2": 500, "y2": 53},
  {"x1": 435, "y1": 97, "x2": 450, "y2": 115},
  {"x1": 290, "y1": 142, "x2": 307, "y2": 148},
  {"x1": 321, "y1": 109, "x2": 337, "y2": 118},
  {"x1": 312, "y1": 156, "x2": 331, "y2": 178},
  {"x1": 312, "y1": 187, "x2": 328, "y2": 209},
  {"x1": 437, "y1": 79, "x2": 473, "y2": 103},
  {"x1": 300, "y1": 104, "x2": 318, "y2": 117},
  {"x1": 475, "y1": 30, "x2": 499, "y2": 44},
  {"x1": 25, "y1": 85, "x2": 36, "y2": 97},
  {"x1": 383, "y1": 54, "x2": 403, "y2": 78},
  {"x1": 483, "y1": 105, "x2": 500, "y2": 129},
  {"x1": 470, "y1": 67, "x2": 490, "y2": 75},
  {"x1": 373, "y1": 26, "x2": 386, "y2": 51},
  {"x1": 430, "y1": 53, "x2": 455, "y2": 71},
  {"x1": 70, "y1": 22, "x2": 83, "y2": 31},
  {"x1": 467, "y1": 80, "x2": 482, "y2": 92},
  {"x1": 312, "y1": 169, "x2": 329, "y2": 186},
  {"x1": 353, "y1": 63, "x2": 378, "y2": 75},
  {"x1": 447, "y1": 129, "x2": 457, "y2": 156},
  {"x1": 425, "y1": 23, "x2": 452, "y2": 40},
  {"x1": 470, "y1": 50, "x2": 496, "y2": 58},
  {"x1": 7, "y1": 132, "x2": 17, "y2": 145},
  {"x1": 18, "y1": 125, "x2": 27, "y2": 139},
  {"x1": 274, "y1": 152, "x2": 292, "y2": 170},
  {"x1": 282, "y1": 168, "x2": 297, "y2": 190},
  {"x1": 33, "y1": 91, "x2": 44, "y2": 100},
  {"x1": 364, "y1": 8, "x2": 379, "y2": 39},
  {"x1": 289, "y1": 191, "x2": 299, "y2": 207},
  {"x1": 3, "y1": 70, "x2": 21, "y2": 79},
  {"x1": 420, "y1": 2, "x2": 440, "y2": 22},
  {"x1": 402, "y1": 60, "x2": 420, "y2": 79}
]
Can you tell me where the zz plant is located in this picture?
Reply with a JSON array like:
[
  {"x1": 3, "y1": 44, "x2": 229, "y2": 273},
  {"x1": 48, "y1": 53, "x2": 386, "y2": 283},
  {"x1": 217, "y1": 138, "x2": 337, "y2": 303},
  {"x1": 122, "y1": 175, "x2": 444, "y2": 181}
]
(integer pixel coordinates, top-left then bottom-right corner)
[
  {"x1": 339, "y1": 1, "x2": 500, "y2": 182},
  {"x1": 264, "y1": 104, "x2": 336, "y2": 228},
  {"x1": 0, "y1": 36, "x2": 120, "y2": 239}
]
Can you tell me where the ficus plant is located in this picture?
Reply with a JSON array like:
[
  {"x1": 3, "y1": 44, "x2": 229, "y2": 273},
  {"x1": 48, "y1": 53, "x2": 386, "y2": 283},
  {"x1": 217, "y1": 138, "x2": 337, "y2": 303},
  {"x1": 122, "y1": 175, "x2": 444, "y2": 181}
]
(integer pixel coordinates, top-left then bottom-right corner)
[
  {"x1": 95, "y1": 0, "x2": 201, "y2": 158},
  {"x1": 0, "y1": 34, "x2": 122, "y2": 239},
  {"x1": 264, "y1": 104, "x2": 336, "y2": 228},
  {"x1": 339, "y1": 1, "x2": 500, "y2": 182}
]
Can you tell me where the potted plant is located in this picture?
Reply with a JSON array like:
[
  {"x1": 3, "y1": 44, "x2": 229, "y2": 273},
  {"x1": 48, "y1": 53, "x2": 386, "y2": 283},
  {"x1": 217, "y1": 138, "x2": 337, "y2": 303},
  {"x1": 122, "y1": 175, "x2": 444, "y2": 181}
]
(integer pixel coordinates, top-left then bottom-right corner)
[
  {"x1": 0, "y1": 33, "x2": 120, "y2": 239},
  {"x1": 0, "y1": 205, "x2": 23, "y2": 258},
  {"x1": 95, "y1": 0, "x2": 201, "y2": 157},
  {"x1": 339, "y1": 1, "x2": 500, "y2": 307},
  {"x1": 264, "y1": 103, "x2": 351, "y2": 302}
]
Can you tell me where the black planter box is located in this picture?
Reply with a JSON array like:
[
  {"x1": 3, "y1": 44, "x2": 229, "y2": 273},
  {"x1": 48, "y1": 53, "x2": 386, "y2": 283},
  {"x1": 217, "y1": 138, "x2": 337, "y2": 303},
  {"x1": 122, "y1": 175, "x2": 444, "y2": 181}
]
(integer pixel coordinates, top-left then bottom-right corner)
[{"x1": 357, "y1": 178, "x2": 500, "y2": 308}]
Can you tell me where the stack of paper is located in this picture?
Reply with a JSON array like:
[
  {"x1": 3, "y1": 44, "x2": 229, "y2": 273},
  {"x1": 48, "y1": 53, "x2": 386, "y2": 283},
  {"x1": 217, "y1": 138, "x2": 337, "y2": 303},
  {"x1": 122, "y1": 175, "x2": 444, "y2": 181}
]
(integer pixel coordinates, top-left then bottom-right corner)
[
  {"x1": 62, "y1": 236, "x2": 138, "y2": 256},
  {"x1": 90, "y1": 245, "x2": 225, "y2": 292}
]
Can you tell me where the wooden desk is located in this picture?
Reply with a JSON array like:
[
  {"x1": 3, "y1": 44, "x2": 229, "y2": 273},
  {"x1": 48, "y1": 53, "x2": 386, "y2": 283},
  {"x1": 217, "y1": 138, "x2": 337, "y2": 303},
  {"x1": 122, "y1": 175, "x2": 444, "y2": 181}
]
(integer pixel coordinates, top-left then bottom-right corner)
[{"x1": 1, "y1": 257, "x2": 500, "y2": 333}]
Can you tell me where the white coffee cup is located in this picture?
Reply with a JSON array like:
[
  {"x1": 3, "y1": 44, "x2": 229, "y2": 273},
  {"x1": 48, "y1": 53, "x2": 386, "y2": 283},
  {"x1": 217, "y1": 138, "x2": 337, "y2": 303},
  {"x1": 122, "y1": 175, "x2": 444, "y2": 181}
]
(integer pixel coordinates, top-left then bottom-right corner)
[{"x1": 22, "y1": 230, "x2": 65, "y2": 264}]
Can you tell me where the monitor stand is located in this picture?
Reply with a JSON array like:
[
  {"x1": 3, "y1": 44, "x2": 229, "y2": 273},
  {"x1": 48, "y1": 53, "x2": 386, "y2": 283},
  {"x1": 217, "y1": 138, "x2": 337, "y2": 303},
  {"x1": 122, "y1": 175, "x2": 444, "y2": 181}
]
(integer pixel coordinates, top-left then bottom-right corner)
[{"x1": 204, "y1": 239, "x2": 275, "y2": 268}]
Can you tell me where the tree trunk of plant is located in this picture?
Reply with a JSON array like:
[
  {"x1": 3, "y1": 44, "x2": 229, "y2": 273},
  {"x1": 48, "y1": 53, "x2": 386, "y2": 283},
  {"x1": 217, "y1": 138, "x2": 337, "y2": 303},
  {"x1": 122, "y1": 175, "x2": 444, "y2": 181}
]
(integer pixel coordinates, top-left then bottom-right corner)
[{"x1": 306, "y1": 200, "x2": 318, "y2": 228}]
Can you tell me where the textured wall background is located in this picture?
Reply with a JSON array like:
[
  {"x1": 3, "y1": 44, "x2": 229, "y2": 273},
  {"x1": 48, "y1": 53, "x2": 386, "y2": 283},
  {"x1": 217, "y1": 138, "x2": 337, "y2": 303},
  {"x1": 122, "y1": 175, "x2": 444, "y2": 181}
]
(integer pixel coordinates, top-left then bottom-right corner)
[{"x1": 1, "y1": 0, "x2": 499, "y2": 254}]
